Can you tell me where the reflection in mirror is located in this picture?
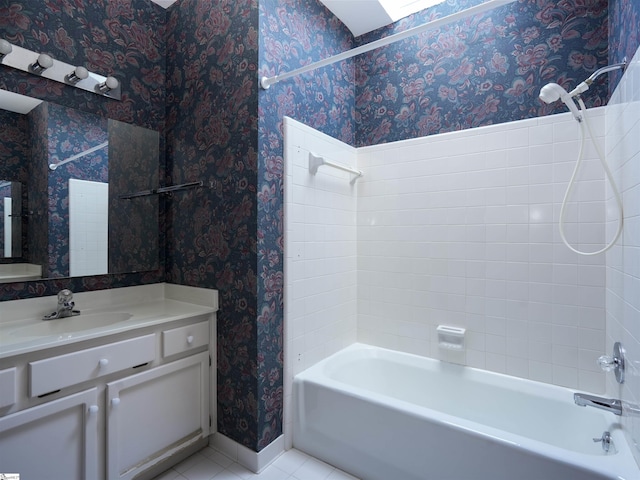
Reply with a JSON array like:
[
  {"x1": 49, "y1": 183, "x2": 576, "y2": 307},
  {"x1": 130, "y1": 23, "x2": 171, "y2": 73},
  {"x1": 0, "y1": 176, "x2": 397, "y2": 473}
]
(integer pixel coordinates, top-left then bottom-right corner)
[
  {"x1": 0, "y1": 89, "x2": 160, "y2": 281},
  {"x1": 0, "y1": 181, "x2": 22, "y2": 257}
]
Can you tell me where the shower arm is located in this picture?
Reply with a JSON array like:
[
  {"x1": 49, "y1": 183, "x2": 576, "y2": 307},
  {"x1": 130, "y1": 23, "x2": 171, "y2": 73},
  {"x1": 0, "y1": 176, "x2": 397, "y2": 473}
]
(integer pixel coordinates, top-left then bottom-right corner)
[
  {"x1": 586, "y1": 60, "x2": 627, "y2": 84},
  {"x1": 569, "y1": 59, "x2": 627, "y2": 97}
]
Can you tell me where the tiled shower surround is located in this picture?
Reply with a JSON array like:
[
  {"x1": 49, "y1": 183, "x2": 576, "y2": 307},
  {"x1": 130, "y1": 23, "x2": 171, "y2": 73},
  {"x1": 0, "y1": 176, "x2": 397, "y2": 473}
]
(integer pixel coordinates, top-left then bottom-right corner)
[
  {"x1": 284, "y1": 117, "x2": 358, "y2": 449},
  {"x1": 284, "y1": 107, "x2": 612, "y2": 444}
]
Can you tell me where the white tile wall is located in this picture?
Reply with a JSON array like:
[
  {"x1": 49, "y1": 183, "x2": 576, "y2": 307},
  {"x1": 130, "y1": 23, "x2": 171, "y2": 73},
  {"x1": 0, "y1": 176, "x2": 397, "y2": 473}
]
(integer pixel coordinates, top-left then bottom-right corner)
[
  {"x1": 285, "y1": 106, "x2": 612, "y2": 440},
  {"x1": 357, "y1": 108, "x2": 607, "y2": 393},
  {"x1": 605, "y1": 46, "x2": 640, "y2": 463},
  {"x1": 283, "y1": 117, "x2": 358, "y2": 449},
  {"x1": 69, "y1": 178, "x2": 108, "y2": 277}
]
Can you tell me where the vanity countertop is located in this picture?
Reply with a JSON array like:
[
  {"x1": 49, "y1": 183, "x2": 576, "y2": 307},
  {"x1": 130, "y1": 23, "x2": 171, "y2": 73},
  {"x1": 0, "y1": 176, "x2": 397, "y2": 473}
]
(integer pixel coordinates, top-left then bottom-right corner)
[
  {"x1": 0, "y1": 263, "x2": 42, "y2": 283},
  {"x1": 0, "y1": 283, "x2": 218, "y2": 359}
]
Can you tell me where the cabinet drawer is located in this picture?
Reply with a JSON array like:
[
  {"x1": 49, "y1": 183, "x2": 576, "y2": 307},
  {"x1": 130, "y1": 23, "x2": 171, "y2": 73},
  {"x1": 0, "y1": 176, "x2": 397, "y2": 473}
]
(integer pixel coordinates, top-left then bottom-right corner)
[
  {"x1": 29, "y1": 334, "x2": 156, "y2": 397},
  {"x1": 0, "y1": 368, "x2": 17, "y2": 408},
  {"x1": 162, "y1": 320, "x2": 209, "y2": 358}
]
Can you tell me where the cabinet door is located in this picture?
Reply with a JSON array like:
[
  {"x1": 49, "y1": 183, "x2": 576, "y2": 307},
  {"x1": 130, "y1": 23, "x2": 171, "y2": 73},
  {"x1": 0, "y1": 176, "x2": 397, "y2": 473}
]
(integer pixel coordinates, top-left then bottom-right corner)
[
  {"x1": 106, "y1": 352, "x2": 209, "y2": 480},
  {"x1": 0, "y1": 388, "x2": 99, "y2": 480}
]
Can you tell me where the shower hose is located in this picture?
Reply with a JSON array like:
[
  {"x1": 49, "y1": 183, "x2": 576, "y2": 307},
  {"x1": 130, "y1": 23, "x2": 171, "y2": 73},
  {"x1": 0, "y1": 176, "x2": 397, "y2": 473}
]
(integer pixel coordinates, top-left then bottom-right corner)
[{"x1": 558, "y1": 98, "x2": 624, "y2": 256}]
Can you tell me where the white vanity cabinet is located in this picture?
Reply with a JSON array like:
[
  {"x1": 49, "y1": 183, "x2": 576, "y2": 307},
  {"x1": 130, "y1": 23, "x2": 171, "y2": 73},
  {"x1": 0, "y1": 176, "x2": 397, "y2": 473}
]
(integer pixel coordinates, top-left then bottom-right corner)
[
  {"x1": 106, "y1": 352, "x2": 210, "y2": 480},
  {"x1": 0, "y1": 388, "x2": 100, "y2": 479},
  {"x1": 0, "y1": 312, "x2": 215, "y2": 480}
]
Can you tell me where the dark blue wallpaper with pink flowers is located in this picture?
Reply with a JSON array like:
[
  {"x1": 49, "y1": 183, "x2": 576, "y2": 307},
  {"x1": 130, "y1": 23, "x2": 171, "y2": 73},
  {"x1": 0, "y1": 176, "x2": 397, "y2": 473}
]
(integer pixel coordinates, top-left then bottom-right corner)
[
  {"x1": 164, "y1": 0, "x2": 261, "y2": 451},
  {"x1": 257, "y1": 0, "x2": 355, "y2": 450},
  {"x1": 610, "y1": 0, "x2": 639, "y2": 87},
  {"x1": 354, "y1": 0, "x2": 610, "y2": 146}
]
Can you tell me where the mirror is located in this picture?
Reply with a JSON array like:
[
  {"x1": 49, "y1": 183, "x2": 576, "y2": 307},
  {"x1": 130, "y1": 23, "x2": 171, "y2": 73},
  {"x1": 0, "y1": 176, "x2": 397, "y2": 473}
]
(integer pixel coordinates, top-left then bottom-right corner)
[
  {"x1": 0, "y1": 90, "x2": 160, "y2": 281},
  {"x1": 0, "y1": 181, "x2": 22, "y2": 257}
]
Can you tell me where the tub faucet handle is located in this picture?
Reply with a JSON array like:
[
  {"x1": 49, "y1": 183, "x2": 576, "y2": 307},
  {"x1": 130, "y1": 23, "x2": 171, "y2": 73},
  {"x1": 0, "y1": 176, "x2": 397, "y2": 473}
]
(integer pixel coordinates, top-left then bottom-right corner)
[
  {"x1": 598, "y1": 355, "x2": 618, "y2": 371},
  {"x1": 598, "y1": 342, "x2": 625, "y2": 384}
]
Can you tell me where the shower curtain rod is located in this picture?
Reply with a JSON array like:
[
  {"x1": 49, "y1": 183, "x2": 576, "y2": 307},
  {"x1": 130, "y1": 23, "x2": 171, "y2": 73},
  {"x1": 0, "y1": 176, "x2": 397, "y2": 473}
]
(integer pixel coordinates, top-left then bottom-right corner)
[
  {"x1": 49, "y1": 141, "x2": 108, "y2": 171},
  {"x1": 260, "y1": 0, "x2": 517, "y2": 90}
]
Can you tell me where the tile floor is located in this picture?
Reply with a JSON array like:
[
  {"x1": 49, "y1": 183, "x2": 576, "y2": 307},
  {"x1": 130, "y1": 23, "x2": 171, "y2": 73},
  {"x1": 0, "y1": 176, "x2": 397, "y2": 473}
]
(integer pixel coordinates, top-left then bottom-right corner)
[{"x1": 153, "y1": 446, "x2": 360, "y2": 480}]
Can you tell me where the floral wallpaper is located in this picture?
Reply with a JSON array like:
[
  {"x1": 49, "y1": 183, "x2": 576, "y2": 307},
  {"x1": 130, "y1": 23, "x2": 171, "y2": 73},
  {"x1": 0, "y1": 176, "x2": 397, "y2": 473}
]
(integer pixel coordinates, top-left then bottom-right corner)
[
  {"x1": 257, "y1": 0, "x2": 355, "y2": 450},
  {"x1": 609, "y1": 0, "x2": 640, "y2": 88},
  {"x1": 354, "y1": 0, "x2": 610, "y2": 146},
  {"x1": 164, "y1": 0, "x2": 261, "y2": 450},
  {"x1": 0, "y1": 0, "x2": 166, "y2": 300}
]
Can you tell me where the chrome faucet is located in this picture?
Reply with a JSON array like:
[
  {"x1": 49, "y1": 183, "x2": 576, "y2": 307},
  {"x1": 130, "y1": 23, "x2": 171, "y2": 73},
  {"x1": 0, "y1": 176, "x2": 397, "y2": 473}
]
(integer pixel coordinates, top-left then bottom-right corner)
[
  {"x1": 43, "y1": 289, "x2": 81, "y2": 320},
  {"x1": 574, "y1": 393, "x2": 622, "y2": 416}
]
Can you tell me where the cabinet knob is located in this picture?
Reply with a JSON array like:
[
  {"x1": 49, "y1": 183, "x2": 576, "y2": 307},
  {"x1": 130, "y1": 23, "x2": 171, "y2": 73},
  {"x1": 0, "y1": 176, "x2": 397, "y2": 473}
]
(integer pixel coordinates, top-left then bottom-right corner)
[
  {"x1": 88, "y1": 405, "x2": 99, "y2": 414},
  {"x1": 187, "y1": 335, "x2": 194, "y2": 345},
  {"x1": 99, "y1": 358, "x2": 109, "y2": 368},
  {"x1": 111, "y1": 397, "x2": 121, "y2": 407}
]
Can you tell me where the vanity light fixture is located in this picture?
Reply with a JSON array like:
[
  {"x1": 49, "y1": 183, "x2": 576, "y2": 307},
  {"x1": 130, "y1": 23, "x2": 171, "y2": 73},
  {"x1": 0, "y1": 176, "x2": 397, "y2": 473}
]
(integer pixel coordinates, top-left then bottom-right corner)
[
  {"x1": 96, "y1": 76, "x2": 119, "y2": 94},
  {"x1": 0, "y1": 40, "x2": 122, "y2": 100},
  {"x1": 0, "y1": 39, "x2": 12, "y2": 61},
  {"x1": 65, "y1": 66, "x2": 89, "y2": 84},
  {"x1": 29, "y1": 53, "x2": 54, "y2": 74}
]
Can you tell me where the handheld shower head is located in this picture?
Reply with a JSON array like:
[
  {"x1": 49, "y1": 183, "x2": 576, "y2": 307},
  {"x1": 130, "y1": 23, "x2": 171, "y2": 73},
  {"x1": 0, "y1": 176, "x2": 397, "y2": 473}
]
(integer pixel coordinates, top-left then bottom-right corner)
[
  {"x1": 539, "y1": 82, "x2": 564, "y2": 103},
  {"x1": 539, "y1": 83, "x2": 582, "y2": 122}
]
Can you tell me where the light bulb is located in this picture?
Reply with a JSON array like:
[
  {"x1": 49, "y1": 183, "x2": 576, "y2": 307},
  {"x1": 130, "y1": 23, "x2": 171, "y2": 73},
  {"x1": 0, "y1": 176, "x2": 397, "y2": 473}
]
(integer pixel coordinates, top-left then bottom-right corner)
[
  {"x1": 30, "y1": 53, "x2": 53, "y2": 73},
  {"x1": 65, "y1": 66, "x2": 88, "y2": 84},
  {"x1": 96, "y1": 76, "x2": 119, "y2": 94},
  {"x1": 0, "y1": 39, "x2": 12, "y2": 60}
]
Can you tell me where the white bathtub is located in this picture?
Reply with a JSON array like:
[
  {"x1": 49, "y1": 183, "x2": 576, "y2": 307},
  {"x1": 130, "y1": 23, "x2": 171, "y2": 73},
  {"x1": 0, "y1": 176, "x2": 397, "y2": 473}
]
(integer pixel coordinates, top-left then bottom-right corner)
[{"x1": 293, "y1": 344, "x2": 639, "y2": 480}]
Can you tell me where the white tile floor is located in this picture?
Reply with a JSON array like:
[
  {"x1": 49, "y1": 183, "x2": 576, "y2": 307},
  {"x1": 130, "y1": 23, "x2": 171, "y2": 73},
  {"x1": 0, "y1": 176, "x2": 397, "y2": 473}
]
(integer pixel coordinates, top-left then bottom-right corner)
[{"x1": 153, "y1": 446, "x2": 360, "y2": 480}]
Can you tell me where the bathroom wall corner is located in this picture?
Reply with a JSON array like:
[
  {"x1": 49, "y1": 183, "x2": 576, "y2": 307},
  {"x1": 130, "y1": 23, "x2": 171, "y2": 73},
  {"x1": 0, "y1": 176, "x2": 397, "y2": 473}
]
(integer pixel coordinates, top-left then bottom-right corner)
[{"x1": 209, "y1": 432, "x2": 284, "y2": 474}]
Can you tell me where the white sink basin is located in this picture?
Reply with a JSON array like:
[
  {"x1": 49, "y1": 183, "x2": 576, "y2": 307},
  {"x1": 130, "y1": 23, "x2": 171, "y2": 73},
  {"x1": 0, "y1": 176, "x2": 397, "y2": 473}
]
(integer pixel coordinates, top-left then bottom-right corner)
[{"x1": 8, "y1": 312, "x2": 133, "y2": 338}]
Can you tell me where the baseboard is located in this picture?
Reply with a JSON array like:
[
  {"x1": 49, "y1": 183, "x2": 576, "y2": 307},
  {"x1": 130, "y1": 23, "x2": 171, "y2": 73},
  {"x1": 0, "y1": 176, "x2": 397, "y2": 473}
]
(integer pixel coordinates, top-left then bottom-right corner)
[
  {"x1": 135, "y1": 437, "x2": 209, "y2": 480},
  {"x1": 209, "y1": 432, "x2": 284, "y2": 473}
]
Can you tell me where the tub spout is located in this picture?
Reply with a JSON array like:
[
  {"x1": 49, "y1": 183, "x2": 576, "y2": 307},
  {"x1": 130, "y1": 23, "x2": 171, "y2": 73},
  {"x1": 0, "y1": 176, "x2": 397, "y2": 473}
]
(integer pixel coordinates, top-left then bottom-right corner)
[{"x1": 574, "y1": 393, "x2": 622, "y2": 416}]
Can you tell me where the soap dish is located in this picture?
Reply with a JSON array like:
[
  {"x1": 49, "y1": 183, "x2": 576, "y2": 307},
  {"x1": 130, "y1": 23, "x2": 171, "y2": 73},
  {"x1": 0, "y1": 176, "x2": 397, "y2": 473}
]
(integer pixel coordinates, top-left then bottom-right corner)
[{"x1": 437, "y1": 325, "x2": 466, "y2": 350}]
